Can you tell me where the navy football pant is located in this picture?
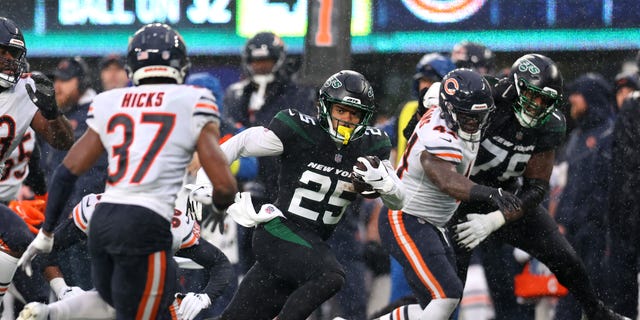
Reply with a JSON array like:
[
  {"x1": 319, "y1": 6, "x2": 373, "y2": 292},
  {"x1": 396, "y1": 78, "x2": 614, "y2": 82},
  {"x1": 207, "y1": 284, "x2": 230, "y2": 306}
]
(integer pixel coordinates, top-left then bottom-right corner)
[{"x1": 88, "y1": 203, "x2": 176, "y2": 320}]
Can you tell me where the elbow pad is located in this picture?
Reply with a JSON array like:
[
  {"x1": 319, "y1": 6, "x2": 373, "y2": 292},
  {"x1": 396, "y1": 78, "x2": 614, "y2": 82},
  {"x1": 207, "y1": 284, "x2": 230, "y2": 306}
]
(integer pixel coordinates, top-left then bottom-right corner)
[{"x1": 517, "y1": 178, "x2": 549, "y2": 210}]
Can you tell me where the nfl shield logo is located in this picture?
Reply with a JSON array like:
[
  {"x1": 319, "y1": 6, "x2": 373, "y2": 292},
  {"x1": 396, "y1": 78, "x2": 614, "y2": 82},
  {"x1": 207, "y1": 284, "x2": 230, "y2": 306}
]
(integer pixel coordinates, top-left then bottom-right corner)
[{"x1": 334, "y1": 154, "x2": 342, "y2": 163}]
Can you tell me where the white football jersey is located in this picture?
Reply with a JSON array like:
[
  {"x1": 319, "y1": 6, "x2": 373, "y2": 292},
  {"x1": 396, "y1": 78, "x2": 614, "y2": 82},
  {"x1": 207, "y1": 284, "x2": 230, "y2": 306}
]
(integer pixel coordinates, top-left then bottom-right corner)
[
  {"x1": 0, "y1": 127, "x2": 36, "y2": 201},
  {"x1": 0, "y1": 77, "x2": 38, "y2": 168},
  {"x1": 398, "y1": 84, "x2": 480, "y2": 227},
  {"x1": 72, "y1": 193, "x2": 200, "y2": 253},
  {"x1": 86, "y1": 84, "x2": 220, "y2": 221}
]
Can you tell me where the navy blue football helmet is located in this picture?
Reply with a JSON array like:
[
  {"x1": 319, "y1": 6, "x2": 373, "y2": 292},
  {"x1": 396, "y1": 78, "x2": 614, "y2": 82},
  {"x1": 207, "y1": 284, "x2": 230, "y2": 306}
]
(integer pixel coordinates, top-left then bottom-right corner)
[
  {"x1": 126, "y1": 23, "x2": 190, "y2": 85},
  {"x1": 439, "y1": 68, "x2": 494, "y2": 142},
  {"x1": 451, "y1": 41, "x2": 495, "y2": 75},
  {"x1": 0, "y1": 17, "x2": 27, "y2": 88},
  {"x1": 412, "y1": 53, "x2": 456, "y2": 97},
  {"x1": 241, "y1": 32, "x2": 286, "y2": 81},
  {"x1": 318, "y1": 70, "x2": 376, "y2": 145}
]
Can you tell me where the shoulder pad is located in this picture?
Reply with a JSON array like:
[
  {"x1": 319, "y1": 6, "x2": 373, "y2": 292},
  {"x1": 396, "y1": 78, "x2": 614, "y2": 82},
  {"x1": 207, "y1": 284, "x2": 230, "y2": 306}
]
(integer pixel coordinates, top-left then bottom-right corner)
[
  {"x1": 540, "y1": 109, "x2": 566, "y2": 134},
  {"x1": 274, "y1": 108, "x2": 318, "y2": 126}
]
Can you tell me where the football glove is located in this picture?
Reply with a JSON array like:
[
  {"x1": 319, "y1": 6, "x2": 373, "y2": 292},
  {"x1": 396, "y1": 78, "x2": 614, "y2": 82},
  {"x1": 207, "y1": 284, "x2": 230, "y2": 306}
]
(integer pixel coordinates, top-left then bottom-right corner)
[
  {"x1": 17, "y1": 229, "x2": 54, "y2": 277},
  {"x1": 227, "y1": 192, "x2": 285, "y2": 228},
  {"x1": 178, "y1": 292, "x2": 211, "y2": 320},
  {"x1": 469, "y1": 185, "x2": 522, "y2": 221},
  {"x1": 200, "y1": 203, "x2": 226, "y2": 234},
  {"x1": 352, "y1": 157, "x2": 395, "y2": 194},
  {"x1": 26, "y1": 72, "x2": 60, "y2": 120},
  {"x1": 454, "y1": 210, "x2": 505, "y2": 250}
]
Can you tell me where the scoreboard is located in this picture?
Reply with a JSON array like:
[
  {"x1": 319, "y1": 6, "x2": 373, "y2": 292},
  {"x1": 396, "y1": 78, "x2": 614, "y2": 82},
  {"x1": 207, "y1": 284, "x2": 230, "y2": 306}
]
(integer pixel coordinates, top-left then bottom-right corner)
[{"x1": 2, "y1": 0, "x2": 640, "y2": 57}]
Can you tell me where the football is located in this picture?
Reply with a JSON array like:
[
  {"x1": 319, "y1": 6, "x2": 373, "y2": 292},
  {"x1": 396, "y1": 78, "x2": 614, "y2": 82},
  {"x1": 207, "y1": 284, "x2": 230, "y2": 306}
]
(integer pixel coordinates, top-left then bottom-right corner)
[{"x1": 351, "y1": 156, "x2": 381, "y2": 199}]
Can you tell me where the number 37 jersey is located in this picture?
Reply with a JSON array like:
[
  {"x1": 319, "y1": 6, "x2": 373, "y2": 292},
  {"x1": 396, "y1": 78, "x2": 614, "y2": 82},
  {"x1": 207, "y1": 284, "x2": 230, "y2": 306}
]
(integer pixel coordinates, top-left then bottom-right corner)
[
  {"x1": 86, "y1": 84, "x2": 220, "y2": 221},
  {"x1": 398, "y1": 105, "x2": 480, "y2": 227}
]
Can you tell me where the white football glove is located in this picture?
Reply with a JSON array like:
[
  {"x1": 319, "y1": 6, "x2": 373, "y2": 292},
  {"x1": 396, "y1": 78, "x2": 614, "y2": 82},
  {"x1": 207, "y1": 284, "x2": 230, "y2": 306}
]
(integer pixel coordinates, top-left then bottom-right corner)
[
  {"x1": 352, "y1": 157, "x2": 395, "y2": 194},
  {"x1": 58, "y1": 286, "x2": 85, "y2": 300},
  {"x1": 454, "y1": 210, "x2": 505, "y2": 250},
  {"x1": 17, "y1": 229, "x2": 54, "y2": 276},
  {"x1": 226, "y1": 192, "x2": 257, "y2": 227},
  {"x1": 178, "y1": 292, "x2": 211, "y2": 320},
  {"x1": 226, "y1": 192, "x2": 284, "y2": 228}
]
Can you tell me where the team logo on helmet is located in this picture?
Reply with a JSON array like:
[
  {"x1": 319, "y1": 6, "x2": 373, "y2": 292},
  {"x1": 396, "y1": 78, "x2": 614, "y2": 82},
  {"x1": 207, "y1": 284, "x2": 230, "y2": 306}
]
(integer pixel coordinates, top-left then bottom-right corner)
[
  {"x1": 324, "y1": 76, "x2": 343, "y2": 89},
  {"x1": 443, "y1": 77, "x2": 459, "y2": 95},
  {"x1": 518, "y1": 59, "x2": 541, "y2": 74}
]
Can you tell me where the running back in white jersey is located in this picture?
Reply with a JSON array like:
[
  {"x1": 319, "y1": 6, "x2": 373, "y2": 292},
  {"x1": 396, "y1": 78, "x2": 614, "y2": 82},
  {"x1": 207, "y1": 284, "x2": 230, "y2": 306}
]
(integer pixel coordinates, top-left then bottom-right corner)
[
  {"x1": 398, "y1": 88, "x2": 480, "y2": 227},
  {"x1": 0, "y1": 127, "x2": 35, "y2": 201},
  {"x1": 0, "y1": 77, "x2": 38, "y2": 166},
  {"x1": 86, "y1": 84, "x2": 219, "y2": 221},
  {"x1": 72, "y1": 192, "x2": 200, "y2": 253}
]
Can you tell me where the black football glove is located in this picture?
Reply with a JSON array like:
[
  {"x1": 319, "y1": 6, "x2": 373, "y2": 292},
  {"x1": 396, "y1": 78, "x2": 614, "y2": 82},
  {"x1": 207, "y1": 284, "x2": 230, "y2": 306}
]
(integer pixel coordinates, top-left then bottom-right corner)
[
  {"x1": 201, "y1": 203, "x2": 226, "y2": 234},
  {"x1": 26, "y1": 72, "x2": 60, "y2": 120},
  {"x1": 469, "y1": 185, "x2": 522, "y2": 222}
]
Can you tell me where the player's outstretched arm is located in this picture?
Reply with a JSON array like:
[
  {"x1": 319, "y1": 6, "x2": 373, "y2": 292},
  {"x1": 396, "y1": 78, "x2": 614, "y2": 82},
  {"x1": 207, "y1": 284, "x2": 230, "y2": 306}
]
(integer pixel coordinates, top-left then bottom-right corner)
[
  {"x1": 517, "y1": 149, "x2": 554, "y2": 212},
  {"x1": 17, "y1": 130, "x2": 104, "y2": 276},
  {"x1": 27, "y1": 72, "x2": 74, "y2": 150},
  {"x1": 197, "y1": 122, "x2": 238, "y2": 211},
  {"x1": 175, "y1": 239, "x2": 234, "y2": 320}
]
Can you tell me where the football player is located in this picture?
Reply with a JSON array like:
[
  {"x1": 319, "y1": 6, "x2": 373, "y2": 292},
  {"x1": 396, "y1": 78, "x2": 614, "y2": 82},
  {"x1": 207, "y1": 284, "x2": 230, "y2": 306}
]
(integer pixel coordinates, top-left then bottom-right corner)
[
  {"x1": 450, "y1": 41, "x2": 495, "y2": 76},
  {"x1": 0, "y1": 15, "x2": 73, "y2": 309},
  {"x1": 374, "y1": 69, "x2": 521, "y2": 320},
  {"x1": 16, "y1": 23, "x2": 237, "y2": 319},
  {"x1": 18, "y1": 188, "x2": 234, "y2": 320},
  {"x1": 448, "y1": 54, "x2": 630, "y2": 319},
  {"x1": 215, "y1": 70, "x2": 404, "y2": 320}
]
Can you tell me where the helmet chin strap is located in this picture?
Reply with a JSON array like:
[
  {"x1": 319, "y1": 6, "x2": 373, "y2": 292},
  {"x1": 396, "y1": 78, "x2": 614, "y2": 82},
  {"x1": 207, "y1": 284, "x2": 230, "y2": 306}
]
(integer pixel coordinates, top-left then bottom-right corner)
[{"x1": 337, "y1": 125, "x2": 353, "y2": 145}]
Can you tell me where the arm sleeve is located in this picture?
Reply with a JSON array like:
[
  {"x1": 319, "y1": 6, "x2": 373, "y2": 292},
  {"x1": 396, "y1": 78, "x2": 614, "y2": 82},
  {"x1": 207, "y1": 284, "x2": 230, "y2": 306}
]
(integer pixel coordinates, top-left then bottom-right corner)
[
  {"x1": 220, "y1": 126, "x2": 283, "y2": 163},
  {"x1": 23, "y1": 142, "x2": 48, "y2": 195},
  {"x1": 42, "y1": 165, "x2": 78, "y2": 232},
  {"x1": 52, "y1": 217, "x2": 87, "y2": 252},
  {"x1": 516, "y1": 177, "x2": 550, "y2": 211},
  {"x1": 175, "y1": 239, "x2": 234, "y2": 301}
]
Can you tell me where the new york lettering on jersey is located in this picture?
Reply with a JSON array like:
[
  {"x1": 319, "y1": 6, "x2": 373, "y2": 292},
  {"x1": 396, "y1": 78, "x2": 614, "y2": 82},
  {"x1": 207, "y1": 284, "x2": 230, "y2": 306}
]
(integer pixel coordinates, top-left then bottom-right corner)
[
  {"x1": 471, "y1": 105, "x2": 565, "y2": 184},
  {"x1": 268, "y1": 109, "x2": 390, "y2": 239},
  {"x1": 398, "y1": 105, "x2": 479, "y2": 227},
  {"x1": 86, "y1": 84, "x2": 219, "y2": 221}
]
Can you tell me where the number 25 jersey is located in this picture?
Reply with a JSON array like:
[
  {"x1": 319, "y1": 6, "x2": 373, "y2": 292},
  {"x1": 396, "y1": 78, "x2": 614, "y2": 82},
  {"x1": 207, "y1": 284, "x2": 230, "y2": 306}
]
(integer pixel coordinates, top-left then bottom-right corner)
[
  {"x1": 86, "y1": 84, "x2": 220, "y2": 221},
  {"x1": 269, "y1": 109, "x2": 391, "y2": 240}
]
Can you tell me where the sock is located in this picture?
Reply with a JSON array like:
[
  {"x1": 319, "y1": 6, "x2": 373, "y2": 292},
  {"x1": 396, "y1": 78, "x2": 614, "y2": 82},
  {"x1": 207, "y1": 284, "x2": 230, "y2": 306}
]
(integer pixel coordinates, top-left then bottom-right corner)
[{"x1": 0, "y1": 250, "x2": 18, "y2": 302}]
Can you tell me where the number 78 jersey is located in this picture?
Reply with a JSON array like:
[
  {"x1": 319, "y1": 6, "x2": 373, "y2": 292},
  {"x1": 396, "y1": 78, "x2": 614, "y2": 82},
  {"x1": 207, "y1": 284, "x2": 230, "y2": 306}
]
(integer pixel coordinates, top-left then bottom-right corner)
[{"x1": 86, "y1": 84, "x2": 220, "y2": 221}]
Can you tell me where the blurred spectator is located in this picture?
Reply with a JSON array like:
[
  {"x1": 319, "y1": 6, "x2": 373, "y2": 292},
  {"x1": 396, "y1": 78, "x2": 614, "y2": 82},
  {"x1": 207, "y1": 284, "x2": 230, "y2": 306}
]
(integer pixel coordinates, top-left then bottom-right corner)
[
  {"x1": 37, "y1": 56, "x2": 108, "y2": 290},
  {"x1": 608, "y1": 85, "x2": 640, "y2": 319},
  {"x1": 555, "y1": 73, "x2": 615, "y2": 320},
  {"x1": 98, "y1": 53, "x2": 129, "y2": 91},
  {"x1": 222, "y1": 31, "x2": 315, "y2": 275},
  {"x1": 613, "y1": 71, "x2": 638, "y2": 111}
]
